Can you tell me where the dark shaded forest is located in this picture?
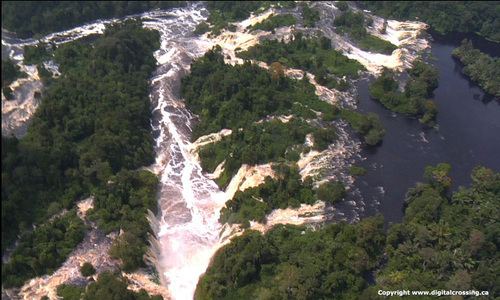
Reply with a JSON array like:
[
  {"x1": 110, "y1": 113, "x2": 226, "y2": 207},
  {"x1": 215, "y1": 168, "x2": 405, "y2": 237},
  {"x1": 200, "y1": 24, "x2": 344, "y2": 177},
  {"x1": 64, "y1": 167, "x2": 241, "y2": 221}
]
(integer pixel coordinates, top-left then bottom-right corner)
[
  {"x1": 360, "y1": 1, "x2": 500, "y2": 43},
  {"x1": 2, "y1": 20, "x2": 160, "y2": 286},
  {"x1": 1, "y1": 1, "x2": 186, "y2": 38},
  {"x1": 452, "y1": 39, "x2": 500, "y2": 97}
]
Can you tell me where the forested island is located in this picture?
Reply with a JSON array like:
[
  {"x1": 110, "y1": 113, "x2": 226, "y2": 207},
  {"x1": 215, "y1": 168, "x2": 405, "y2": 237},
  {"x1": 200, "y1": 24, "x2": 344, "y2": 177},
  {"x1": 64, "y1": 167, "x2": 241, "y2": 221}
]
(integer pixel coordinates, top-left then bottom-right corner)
[
  {"x1": 452, "y1": 39, "x2": 500, "y2": 97},
  {"x1": 369, "y1": 61, "x2": 439, "y2": 126}
]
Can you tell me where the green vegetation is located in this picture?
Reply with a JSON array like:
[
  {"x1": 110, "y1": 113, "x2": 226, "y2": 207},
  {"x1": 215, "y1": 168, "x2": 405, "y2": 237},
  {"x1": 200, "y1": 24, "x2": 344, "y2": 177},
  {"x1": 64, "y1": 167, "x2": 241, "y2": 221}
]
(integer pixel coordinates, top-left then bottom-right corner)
[
  {"x1": 360, "y1": 1, "x2": 500, "y2": 42},
  {"x1": 2, "y1": 59, "x2": 26, "y2": 99},
  {"x1": 369, "y1": 61, "x2": 439, "y2": 126},
  {"x1": 205, "y1": 1, "x2": 297, "y2": 35},
  {"x1": 219, "y1": 163, "x2": 348, "y2": 227},
  {"x1": 57, "y1": 272, "x2": 162, "y2": 300},
  {"x1": 300, "y1": 3, "x2": 320, "y2": 27},
  {"x1": 366, "y1": 165, "x2": 500, "y2": 297},
  {"x1": 182, "y1": 46, "x2": 337, "y2": 139},
  {"x1": 334, "y1": 9, "x2": 397, "y2": 54},
  {"x1": 80, "y1": 262, "x2": 96, "y2": 277},
  {"x1": 2, "y1": 21, "x2": 160, "y2": 283},
  {"x1": 199, "y1": 119, "x2": 336, "y2": 188},
  {"x1": 316, "y1": 180, "x2": 346, "y2": 204},
  {"x1": 57, "y1": 284, "x2": 85, "y2": 300},
  {"x1": 2, "y1": 211, "x2": 85, "y2": 288},
  {"x1": 206, "y1": 1, "x2": 264, "y2": 35},
  {"x1": 349, "y1": 165, "x2": 367, "y2": 176},
  {"x1": 24, "y1": 43, "x2": 52, "y2": 65},
  {"x1": 220, "y1": 164, "x2": 316, "y2": 226},
  {"x1": 197, "y1": 164, "x2": 500, "y2": 299},
  {"x1": 238, "y1": 33, "x2": 364, "y2": 90},
  {"x1": 248, "y1": 14, "x2": 296, "y2": 32},
  {"x1": 90, "y1": 170, "x2": 159, "y2": 272},
  {"x1": 2, "y1": 59, "x2": 25, "y2": 88},
  {"x1": 340, "y1": 110, "x2": 385, "y2": 145},
  {"x1": 196, "y1": 216, "x2": 386, "y2": 299},
  {"x1": 193, "y1": 21, "x2": 210, "y2": 35},
  {"x1": 452, "y1": 39, "x2": 500, "y2": 97},
  {"x1": 1, "y1": 1, "x2": 186, "y2": 38}
]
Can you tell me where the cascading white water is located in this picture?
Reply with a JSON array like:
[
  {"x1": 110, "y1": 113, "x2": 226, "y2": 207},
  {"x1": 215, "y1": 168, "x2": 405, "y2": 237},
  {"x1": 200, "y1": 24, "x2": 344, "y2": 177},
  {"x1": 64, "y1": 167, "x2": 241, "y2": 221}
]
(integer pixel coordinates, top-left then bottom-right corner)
[{"x1": 142, "y1": 4, "x2": 237, "y2": 300}]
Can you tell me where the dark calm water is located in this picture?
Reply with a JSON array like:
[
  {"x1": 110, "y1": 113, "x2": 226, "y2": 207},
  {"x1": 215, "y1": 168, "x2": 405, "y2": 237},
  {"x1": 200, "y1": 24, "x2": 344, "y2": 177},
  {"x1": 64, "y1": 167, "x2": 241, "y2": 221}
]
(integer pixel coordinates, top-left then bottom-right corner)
[{"x1": 355, "y1": 40, "x2": 500, "y2": 225}]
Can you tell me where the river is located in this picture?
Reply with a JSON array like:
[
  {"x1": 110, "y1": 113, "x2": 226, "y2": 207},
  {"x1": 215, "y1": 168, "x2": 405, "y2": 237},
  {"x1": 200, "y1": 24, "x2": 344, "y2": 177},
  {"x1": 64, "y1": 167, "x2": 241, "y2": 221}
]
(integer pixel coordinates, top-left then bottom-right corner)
[{"x1": 354, "y1": 37, "x2": 500, "y2": 225}]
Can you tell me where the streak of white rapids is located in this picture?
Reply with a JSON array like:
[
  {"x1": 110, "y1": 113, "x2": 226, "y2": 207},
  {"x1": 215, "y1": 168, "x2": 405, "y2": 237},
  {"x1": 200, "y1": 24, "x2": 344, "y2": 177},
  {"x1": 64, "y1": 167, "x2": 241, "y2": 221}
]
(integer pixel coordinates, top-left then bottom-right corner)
[{"x1": 142, "y1": 4, "x2": 236, "y2": 300}]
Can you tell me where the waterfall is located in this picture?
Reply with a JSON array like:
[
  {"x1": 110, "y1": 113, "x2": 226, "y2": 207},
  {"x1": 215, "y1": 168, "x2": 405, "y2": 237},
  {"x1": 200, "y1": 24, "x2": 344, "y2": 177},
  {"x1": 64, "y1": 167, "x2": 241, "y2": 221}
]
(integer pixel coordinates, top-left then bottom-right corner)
[{"x1": 141, "y1": 4, "x2": 242, "y2": 300}]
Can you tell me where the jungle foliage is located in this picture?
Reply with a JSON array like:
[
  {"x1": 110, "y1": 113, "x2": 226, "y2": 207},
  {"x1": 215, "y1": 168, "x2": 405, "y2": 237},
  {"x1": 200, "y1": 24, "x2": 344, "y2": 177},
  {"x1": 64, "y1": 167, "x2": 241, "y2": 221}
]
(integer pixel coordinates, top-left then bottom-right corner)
[
  {"x1": 197, "y1": 164, "x2": 500, "y2": 299},
  {"x1": 369, "y1": 61, "x2": 439, "y2": 126},
  {"x1": 1, "y1": 1, "x2": 186, "y2": 38},
  {"x1": 1, "y1": 21, "x2": 160, "y2": 284},
  {"x1": 452, "y1": 39, "x2": 500, "y2": 97}
]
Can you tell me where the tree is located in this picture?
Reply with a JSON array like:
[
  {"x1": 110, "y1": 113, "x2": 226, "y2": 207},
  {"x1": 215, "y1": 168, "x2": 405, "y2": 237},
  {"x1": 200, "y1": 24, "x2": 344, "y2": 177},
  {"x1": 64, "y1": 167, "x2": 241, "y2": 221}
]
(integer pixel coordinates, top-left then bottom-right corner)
[
  {"x1": 316, "y1": 181, "x2": 346, "y2": 204},
  {"x1": 269, "y1": 62, "x2": 285, "y2": 81},
  {"x1": 80, "y1": 262, "x2": 96, "y2": 277}
]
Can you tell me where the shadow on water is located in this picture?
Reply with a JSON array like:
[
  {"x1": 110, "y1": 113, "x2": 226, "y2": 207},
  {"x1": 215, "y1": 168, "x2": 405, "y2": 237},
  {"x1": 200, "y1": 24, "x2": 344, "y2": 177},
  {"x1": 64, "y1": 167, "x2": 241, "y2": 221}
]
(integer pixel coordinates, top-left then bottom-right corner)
[{"x1": 355, "y1": 39, "x2": 500, "y2": 225}]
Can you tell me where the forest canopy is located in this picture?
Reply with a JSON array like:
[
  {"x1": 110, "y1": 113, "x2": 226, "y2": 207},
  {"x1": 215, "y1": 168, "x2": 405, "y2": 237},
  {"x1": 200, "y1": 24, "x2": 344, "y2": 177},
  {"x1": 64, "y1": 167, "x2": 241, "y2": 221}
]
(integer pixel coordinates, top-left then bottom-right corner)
[
  {"x1": 360, "y1": 1, "x2": 500, "y2": 42},
  {"x1": 1, "y1": 20, "x2": 161, "y2": 285},
  {"x1": 369, "y1": 61, "x2": 439, "y2": 126},
  {"x1": 452, "y1": 39, "x2": 500, "y2": 97},
  {"x1": 238, "y1": 33, "x2": 364, "y2": 90},
  {"x1": 1, "y1": 1, "x2": 186, "y2": 38}
]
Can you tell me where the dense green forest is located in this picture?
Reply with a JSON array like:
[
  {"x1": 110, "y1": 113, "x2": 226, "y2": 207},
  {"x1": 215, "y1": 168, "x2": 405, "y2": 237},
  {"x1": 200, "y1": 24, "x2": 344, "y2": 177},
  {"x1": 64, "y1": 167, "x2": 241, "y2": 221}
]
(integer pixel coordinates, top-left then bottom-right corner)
[
  {"x1": 300, "y1": 3, "x2": 320, "y2": 28},
  {"x1": 196, "y1": 216, "x2": 386, "y2": 299},
  {"x1": 205, "y1": 1, "x2": 296, "y2": 35},
  {"x1": 181, "y1": 46, "x2": 337, "y2": 139},
  {"x1": 57, "y1": 272, "x2": 162, "y2": 300},
  {"x1": 360, "y1": 1, "x2": 500, "y2": 42},
  {"x1": 2, "y1": 59, "x2": 26, "y2": 99},
  {"x1": 1, "y1": 1, "x2": 186, "y2": 38},
  {"x1": 340, "y1": 110, "x2": 385, "y2": 146},
  {"x1": 196, "y1": 165, "x2": 500, "y2": 299},
  {"x1": 90, "y1": 170, "x2": 159, "y2": 271},
  {"x1": 248, "y1": 14, "x2": 296, "y2": 32},
  {"x1": 23, "y1": 43, "x2": 52, "y2": 65},
  {"x1": 1, "y1": 20, "x2": 160, "y2": 286},
  {"x1": 238, "y1": 33, "x2": 364, "y2": 90},
  {"x1": 183, "y1": 47, "x2": 362, "y2": 218},
  {"x1": 2, "y1": 59, "x2": 25, "y2": 88},
  {"x1": 369, "y1": 61, "x2": 439, "y2": 126},
  {"x1": 199, "y1": 119, "x2": 336, "y2": 188},
  {"x1": 452, "y1": 39, "x2": 500, "y2": 97},
  {"x1": 2, "y1": 211, "x2": 85, "y2": 287},
  {"x1": 334, "y1": 9, "x2": 397, "y2": 54},
  {"x1": 220, "y1": 164, "x2": 315, "y2": 226},
  {"x1": 220, "y1": 163, "x2": 347, "y2": 226}
]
